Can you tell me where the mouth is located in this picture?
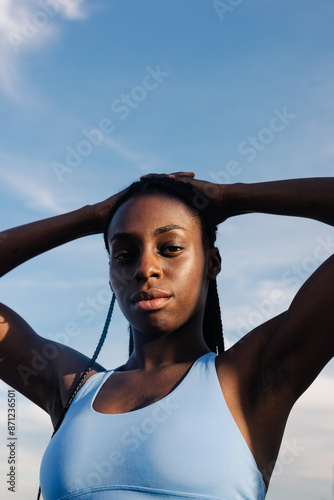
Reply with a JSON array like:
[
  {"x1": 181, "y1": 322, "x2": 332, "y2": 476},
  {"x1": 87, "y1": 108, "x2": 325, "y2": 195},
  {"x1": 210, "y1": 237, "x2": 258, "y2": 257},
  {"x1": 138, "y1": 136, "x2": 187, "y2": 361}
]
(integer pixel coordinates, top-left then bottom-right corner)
[{"x1": 131, "y1": 289, "x2": 172, "y2": 311}]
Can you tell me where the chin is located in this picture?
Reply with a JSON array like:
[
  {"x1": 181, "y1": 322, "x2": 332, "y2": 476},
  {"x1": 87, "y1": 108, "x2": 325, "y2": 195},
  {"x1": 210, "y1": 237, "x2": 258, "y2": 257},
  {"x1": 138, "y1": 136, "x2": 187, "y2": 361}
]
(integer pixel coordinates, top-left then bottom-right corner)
[{"x1": 131, "y1": 317, "x2": 184, "y2": 337}]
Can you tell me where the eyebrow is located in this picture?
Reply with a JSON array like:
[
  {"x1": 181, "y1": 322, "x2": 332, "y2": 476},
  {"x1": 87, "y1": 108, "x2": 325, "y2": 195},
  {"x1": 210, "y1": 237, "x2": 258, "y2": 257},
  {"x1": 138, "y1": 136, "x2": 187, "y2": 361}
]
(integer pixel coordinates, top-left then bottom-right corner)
[
  {"x1": 153, "y1": 224, "x2": 187, "y2": 236},
  {"x1": 110, "y1": 225, "x2": 187, "y2": 243}
]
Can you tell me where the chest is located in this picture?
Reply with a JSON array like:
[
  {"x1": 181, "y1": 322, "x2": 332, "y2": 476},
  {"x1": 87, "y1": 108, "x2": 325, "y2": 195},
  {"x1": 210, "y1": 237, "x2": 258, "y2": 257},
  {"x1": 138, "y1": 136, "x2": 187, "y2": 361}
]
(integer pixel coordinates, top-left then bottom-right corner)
[
  {"x1": 92, "y1": 365, "x2": 193, "y2": 414},
  {"x1": 41, "y1": 361, "x2": 266, "y2": 500}
]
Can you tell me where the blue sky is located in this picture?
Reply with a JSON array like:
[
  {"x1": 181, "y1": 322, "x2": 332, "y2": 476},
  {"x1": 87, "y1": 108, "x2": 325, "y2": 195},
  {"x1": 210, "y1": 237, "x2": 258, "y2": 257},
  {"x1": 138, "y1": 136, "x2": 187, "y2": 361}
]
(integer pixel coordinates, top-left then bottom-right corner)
[{"x1": 0, "y1": 1, "x2": 334, "y2": 499}]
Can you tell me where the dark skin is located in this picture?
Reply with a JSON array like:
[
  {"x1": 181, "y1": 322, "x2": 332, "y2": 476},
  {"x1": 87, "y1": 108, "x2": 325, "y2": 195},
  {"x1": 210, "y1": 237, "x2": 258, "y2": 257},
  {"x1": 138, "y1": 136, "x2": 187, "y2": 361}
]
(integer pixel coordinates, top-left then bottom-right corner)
[
  {"x1": 0, "y1": 172, "x2": 333, "y2": 490},
  {"x1": 93, "y1": 192, "x2": 219, "y2": 411}
]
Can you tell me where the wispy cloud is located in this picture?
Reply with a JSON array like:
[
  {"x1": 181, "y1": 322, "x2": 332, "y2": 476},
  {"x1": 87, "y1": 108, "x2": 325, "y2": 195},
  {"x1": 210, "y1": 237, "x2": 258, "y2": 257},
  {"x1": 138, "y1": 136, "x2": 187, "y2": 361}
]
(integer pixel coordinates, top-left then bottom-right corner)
[
  {"x1": 0, "y1": 0, "x2": 88, "y2": 102},
  {"x1": 103, "y1": 136, "x2": 167, "y2": 174},
  {"x1": 0, "y1": 166, "x2": 65, "y2": 213},
  {"x1": 0, "y1": 149, "x2": 77, "y2": 214}
]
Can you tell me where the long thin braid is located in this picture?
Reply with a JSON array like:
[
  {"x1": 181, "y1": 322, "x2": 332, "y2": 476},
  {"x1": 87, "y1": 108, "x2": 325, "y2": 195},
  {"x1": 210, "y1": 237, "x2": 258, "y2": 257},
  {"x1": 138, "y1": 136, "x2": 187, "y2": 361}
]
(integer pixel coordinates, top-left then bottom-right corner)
[
  {"x1": 129, "y1": 325, "x2": 134, "y2": 357},
  {"x1": 203, "y1": 280, "x2": 224, "y2": 354},
  {"x1": 212, "y1": 279, "x2": 224, "y2": 354},
  {"x1": 37, "y1": 293, "x2": 116, "y2": 500}
]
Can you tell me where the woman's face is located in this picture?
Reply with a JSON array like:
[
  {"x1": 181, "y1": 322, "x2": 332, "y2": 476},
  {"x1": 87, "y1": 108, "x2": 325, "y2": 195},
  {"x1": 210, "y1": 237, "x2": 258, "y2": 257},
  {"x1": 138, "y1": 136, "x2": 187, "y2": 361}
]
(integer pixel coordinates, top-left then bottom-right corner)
[{"x1": 107, "y1": 192, "x2": 214, "y2": 336}]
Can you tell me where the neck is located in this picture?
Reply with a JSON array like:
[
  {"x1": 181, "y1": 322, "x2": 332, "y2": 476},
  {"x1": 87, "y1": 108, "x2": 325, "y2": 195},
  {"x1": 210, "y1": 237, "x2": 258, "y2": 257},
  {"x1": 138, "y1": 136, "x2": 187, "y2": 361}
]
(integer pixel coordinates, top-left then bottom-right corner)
[{"x1": 123, "y1": 323, "x2": 211, "y2": 371}]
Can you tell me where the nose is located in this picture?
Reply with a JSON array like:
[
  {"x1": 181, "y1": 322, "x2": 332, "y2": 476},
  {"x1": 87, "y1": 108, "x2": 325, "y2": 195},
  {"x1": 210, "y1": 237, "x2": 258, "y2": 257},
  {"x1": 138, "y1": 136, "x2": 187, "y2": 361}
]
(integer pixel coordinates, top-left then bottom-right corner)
[{"x1": 134, "y1": 249, "x2": 162, "y2": 282}]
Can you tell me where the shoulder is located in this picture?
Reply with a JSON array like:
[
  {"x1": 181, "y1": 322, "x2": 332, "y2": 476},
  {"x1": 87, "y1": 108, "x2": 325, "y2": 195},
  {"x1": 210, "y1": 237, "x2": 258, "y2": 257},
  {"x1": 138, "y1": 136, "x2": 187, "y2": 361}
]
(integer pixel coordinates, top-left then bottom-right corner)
[{"x1": 0, "y1": 302, "x2": 107, "y2": 427}]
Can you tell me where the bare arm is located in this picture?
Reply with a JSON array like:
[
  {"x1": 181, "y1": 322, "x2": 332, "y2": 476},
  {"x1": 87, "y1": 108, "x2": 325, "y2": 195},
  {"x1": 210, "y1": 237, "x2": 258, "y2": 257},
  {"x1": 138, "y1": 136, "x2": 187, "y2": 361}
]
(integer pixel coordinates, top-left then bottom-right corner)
[
  {"x1": 0, "y1": 193, "x2": 123, "y2": 277},
  {"x1": 220, "y1": 177, "x2": 334, "y2": 389},
  {"x1": 142, "y1": 172, "x2": 334, "y2": 225},
  {"x1": 223, "y1": 178, "x2": 334, "y2": 226},
  {"x1": 0, "y1": 189, "x2": 125, "y2": 423},
  {"x1": 0, "y1": 206, "x2": 97, "y2": 277},
  {"x1": 181, "y1": 175, "x2": 334, "y2": 390}
]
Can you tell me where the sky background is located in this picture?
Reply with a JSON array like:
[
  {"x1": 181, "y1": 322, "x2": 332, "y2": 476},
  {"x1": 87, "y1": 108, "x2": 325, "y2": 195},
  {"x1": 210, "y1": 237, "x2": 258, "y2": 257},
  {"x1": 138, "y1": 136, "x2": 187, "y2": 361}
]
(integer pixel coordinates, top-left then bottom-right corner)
[{"x1": 0, "y1": 0, "x2": 334, "y2": 499}]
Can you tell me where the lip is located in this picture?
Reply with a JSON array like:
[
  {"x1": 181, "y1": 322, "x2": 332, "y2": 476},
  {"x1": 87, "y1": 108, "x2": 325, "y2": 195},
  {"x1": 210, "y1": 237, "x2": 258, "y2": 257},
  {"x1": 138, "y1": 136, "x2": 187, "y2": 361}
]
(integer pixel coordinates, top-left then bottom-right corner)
[
  {"x1": 131, "y1": 289, "x2": 172, "y2": 311},
  {"x1": 131, "y1": 289, "x2": 172, "y2": 303}
]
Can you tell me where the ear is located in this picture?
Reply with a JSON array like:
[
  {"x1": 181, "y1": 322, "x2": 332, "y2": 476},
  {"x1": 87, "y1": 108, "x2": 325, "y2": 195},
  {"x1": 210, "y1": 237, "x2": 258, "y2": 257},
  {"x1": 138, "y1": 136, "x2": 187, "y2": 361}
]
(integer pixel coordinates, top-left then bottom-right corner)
[{"x1": 206, "y1": 247, "x2": 221, "y2": 280}]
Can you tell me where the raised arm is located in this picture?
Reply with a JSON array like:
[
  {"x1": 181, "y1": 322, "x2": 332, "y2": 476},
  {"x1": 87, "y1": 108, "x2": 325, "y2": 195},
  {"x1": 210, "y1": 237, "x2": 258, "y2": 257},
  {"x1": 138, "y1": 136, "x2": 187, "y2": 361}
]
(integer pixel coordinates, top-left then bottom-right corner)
[
  {"x1": 0, "y1": 190, "x2": 125, "y2": 425},
  {"x1": 218, "y1": 177, "x2": 334, "y2": 388},
  {"x1": 175, "y1": 174, "x2": 334, "y2": 383},
  {"x1": 222, "y1": 177, "x2": 334, "y2": 226},
  {"x1": 0, "y1": 192, "x2": 127, "y2": 277},
  {"x1": 0, "y1": 206, "x2": 97, "y2": 277},
  {"x1": 141, "y1": 172, "x2": 334, "y2": 225}
]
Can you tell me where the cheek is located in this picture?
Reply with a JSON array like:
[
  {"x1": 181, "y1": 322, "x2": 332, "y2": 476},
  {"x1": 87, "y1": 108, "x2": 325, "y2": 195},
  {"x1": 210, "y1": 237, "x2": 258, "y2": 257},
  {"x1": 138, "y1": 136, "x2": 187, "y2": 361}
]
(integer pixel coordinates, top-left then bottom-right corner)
[
  {"x1": 109, "y1": 264, "x2": 133, "y2": 294},
  {"x1": 172, "y1": 254, "x2": 207, "y2": 301}
]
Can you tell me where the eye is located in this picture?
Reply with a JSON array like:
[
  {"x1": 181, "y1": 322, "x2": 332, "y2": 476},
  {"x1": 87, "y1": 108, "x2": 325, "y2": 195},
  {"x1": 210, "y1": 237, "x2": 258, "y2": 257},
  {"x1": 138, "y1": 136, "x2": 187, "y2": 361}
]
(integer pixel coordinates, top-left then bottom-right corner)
[
  {"x1": 113, "y1": 249, "x2": 136, "y2": 262},
  {"x1": 160, "y1": 245, "x2": 183, "y2": 256}
]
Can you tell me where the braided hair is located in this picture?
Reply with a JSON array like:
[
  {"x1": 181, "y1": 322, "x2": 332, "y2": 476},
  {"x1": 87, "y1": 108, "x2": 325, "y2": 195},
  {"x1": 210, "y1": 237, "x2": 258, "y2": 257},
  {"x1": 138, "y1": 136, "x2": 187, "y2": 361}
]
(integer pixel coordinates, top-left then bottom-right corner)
[{"x1": 104, "y1": 176, "x2": 224, "y2": 355}]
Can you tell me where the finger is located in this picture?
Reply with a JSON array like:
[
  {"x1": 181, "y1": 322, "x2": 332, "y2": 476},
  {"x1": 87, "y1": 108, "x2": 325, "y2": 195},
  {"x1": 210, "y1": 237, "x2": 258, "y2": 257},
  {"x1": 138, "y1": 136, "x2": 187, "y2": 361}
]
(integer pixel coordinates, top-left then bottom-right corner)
[
  {"x1": 169, "y1": 172, "x2": 195, "y2": 178},
  {"x1": 139, "y1": 173, "x2": 168, "y2": 180},
  {"x1": 139, "y1": 172, "x2": 195, "y2": 180}
]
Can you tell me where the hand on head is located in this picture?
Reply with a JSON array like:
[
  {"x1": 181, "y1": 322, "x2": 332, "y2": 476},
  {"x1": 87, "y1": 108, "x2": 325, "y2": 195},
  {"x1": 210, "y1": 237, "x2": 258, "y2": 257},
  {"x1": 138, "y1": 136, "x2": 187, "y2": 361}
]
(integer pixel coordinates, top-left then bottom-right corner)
[{"x1": 140, "y1": 172, "x2": 228, "y2": 225}]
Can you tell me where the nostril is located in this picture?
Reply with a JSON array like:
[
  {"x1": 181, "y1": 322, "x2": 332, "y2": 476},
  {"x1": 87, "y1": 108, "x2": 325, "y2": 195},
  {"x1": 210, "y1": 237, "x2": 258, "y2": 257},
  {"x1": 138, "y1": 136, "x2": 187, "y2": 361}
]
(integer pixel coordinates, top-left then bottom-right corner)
[{"x1": 134, "y1": 269, "x2": 161, "y2": 282}]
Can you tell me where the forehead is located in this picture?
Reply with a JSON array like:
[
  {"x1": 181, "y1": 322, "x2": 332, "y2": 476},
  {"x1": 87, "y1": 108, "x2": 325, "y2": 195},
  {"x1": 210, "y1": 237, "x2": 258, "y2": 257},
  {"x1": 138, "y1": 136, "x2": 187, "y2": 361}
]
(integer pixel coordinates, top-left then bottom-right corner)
[{"x1": 108, "y1": 193, "x2": 200, "y2": 237}]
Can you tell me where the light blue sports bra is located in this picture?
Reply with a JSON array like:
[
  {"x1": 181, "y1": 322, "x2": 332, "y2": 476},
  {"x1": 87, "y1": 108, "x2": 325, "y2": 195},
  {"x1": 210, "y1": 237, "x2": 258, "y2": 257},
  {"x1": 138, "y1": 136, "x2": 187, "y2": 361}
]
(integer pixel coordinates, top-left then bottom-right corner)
[{"x1": 40, "y1": 352, "x2": 266, "y2": 499}]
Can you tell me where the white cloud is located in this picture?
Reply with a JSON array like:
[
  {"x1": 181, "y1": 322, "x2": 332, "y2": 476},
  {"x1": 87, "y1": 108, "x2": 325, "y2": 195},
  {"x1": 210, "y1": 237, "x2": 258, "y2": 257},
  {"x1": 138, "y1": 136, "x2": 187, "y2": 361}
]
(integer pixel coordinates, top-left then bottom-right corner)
[
  {"x1": 275, "y1": 375, "x2": 334, "y2": 484},
  {"x1": 295, "y1": 375, "x2": 334, "y2": 411},
  {"x1": 103, "y1": 136, "x2": 167, "y2": 175},
  {"x1": 0, "y1": 0, "x2": 88, "y2": 102},
  {"x1": 0, "y1": 384, "x2": 51, "y2": 499},
  {"x1": 61, "y1": 0, "x2": 88, "y2": 20},
  {"x1": 0, "y1": 150, "x2": 94, "y2": 214},
  {"x1": 0, "y1": 166, "x2": 66, "y2": 213}
]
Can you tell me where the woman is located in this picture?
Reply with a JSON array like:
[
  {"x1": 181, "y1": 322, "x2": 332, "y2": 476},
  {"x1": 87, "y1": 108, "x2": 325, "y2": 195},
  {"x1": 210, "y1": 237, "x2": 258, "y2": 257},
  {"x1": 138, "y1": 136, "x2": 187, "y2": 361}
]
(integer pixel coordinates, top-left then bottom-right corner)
[{"x1": 0, "y1": 172, "x2": 333, "y2": 499}]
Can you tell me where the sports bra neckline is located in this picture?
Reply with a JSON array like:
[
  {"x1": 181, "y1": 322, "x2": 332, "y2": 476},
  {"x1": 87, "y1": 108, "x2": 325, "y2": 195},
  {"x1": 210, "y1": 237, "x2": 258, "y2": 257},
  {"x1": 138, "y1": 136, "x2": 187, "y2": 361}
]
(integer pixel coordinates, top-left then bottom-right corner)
[{"x1": 90, "y1": 352, "x2": 216, "y2": 417}]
